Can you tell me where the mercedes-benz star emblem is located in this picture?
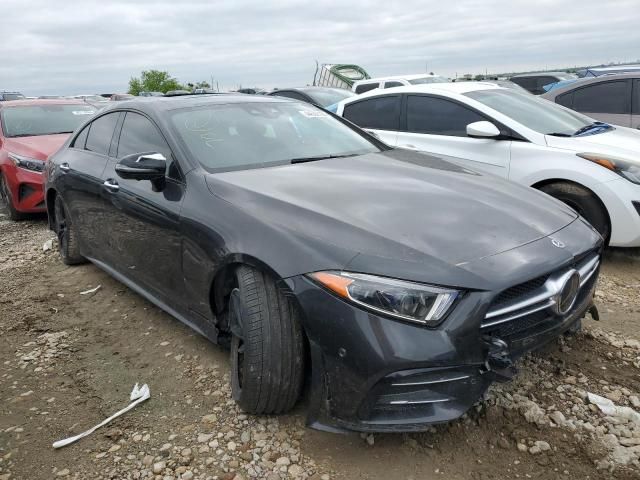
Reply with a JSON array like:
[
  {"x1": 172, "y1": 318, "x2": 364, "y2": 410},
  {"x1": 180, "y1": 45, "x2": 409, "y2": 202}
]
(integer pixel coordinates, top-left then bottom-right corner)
[
  {"x1": 554, "y1": 270, "x2": 581, "y2": 315},
  {"x1": 551, "y1": 238, "x2": 565, "y2": 248}
]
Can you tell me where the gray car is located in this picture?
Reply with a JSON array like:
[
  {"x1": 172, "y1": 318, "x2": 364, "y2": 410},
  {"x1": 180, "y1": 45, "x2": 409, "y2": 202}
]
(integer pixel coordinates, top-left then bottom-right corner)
[{"x1": 541, "y1": 73, "x2": 640, "y2": 129}]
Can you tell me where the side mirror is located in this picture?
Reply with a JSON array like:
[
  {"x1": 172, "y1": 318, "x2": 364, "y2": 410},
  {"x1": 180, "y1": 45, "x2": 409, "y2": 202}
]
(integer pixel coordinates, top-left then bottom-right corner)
[
  {"x1": 115, "y1": 152, "x2": 167, "y2": 181},
  {"x1": 466, "y1": 121, "x2": 501, "y2": 139}
]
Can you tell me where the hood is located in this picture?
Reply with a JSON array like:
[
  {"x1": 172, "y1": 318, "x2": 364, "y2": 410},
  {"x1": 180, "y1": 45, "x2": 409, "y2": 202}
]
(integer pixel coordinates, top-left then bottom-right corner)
[
  {"x1": 545, "y1": 127, "x2": 640, "y2": 165},
  {"x1": 205, "y1": 150, "x2": 577, "y2": 266},
  {"x1": 3, "y1": 134, "x2": 70, "y2": 160}
]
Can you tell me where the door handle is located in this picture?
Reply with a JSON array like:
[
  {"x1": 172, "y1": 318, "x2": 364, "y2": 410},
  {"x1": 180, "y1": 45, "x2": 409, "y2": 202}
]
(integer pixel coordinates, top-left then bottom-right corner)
[
  {"x1": 59, "y1": 163, "x2": 70, "y2": 172},
  {"x1": 103, "y1": 179, "x2": 120, "y2": 193}
]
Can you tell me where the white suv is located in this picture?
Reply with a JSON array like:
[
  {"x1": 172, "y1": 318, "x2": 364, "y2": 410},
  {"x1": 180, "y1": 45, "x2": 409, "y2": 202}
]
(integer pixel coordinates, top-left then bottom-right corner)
[
  {"x1": 352, "y1": 74, "x2": 449, "y2": 95},
  {"x1": 335, "y1": 82, "x2": 640, "y2": 247}
]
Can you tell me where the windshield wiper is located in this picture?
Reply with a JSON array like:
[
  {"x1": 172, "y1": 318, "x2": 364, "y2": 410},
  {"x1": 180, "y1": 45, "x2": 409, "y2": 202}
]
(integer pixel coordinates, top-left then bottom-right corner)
[
  {"x1": 572, "y1": 122, "x2": 612, "y2": 137},
  {"x1": 48, "y1": 131, "x2": 73, "y2": 135},
  {"x1": 546, "y1": 132, "x2": 572, "y2": 137},
  {"x1": 290, "y1": 153, "x2": 359, "y2": 164}
]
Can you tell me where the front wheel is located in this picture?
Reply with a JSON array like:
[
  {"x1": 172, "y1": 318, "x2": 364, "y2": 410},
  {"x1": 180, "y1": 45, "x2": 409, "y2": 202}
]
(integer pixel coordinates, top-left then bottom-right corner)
[
  {"x1": 0, "y1": 173, "x2": 25, "y2": 221},
  {"x1": 229, "y1": 265, "x2": 305, "y2": 414},
  {"x1": 54, "y1": 195, "x2": 86, "y2": 265},
  {"x1": 539, "y1": 182, "x2": 610, "y2": 242}
]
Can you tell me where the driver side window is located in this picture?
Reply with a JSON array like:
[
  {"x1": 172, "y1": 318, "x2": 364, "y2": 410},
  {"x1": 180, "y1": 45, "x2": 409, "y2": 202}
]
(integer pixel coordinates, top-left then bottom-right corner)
[{"x1": 117, "y1": 112, "x2": 181, "y2": 180}]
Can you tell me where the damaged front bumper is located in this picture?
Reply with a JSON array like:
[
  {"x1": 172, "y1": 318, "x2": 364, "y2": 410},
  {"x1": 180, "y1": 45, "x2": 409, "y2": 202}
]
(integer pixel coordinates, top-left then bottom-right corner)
[{"x1": 290, "y1": 233, "x2": 602, "y2": 433}]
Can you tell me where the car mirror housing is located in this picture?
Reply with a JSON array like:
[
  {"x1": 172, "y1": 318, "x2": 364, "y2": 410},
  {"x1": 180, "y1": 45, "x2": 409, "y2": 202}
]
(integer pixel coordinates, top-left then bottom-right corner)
[
  {"x1": 466, "y1": 121, "x2": 501, "y2": 139},
  {"x1": 115, "y1": 152, "x2": 167, "y2": 181}
]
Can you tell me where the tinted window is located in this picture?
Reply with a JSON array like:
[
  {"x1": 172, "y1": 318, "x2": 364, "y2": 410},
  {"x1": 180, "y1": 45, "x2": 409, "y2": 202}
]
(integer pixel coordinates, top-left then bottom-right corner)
[
  {"x1": 72, "y1": 125, "x2": 89, "y2": 149},
  {"x1": 85, "y1": 113, "x2": 119, "y2": 155},
  {"x1": 634, "y1": 80, "x2": 640, "y2": 114},
  {"x1": 117, "y1": 112, "x2": 172, "y2": 160},
  {"x1": 572, "y1": 81, "x2": 630, "y2": 114},
  {"x1": 271, "y1": 91, "x2": 308, "y2": 102},
  {"x1": 407, "y1": 95, "x2": 485, "y2": 136},
  {"x1": 354, "y1": 83, "x2": 379, "y2": 94},
  {"x1": 171, "y1": 103, "x2": 380, "y2": 173},
  {"x1": 556, "y1": 92, "x2": 574, "y2": 108},
  {"x1": 384, "y1": 81, "x2": 404, "y2": 88},
  {"x1": 342, "y1": 95, "x2": 400, "y2": 130},
  {"x1": 510, "y1": 77, "x2": 536, "y2": 92},
  {"x1": 537, "y1": 77, "x2": 557, "y2": 92}
]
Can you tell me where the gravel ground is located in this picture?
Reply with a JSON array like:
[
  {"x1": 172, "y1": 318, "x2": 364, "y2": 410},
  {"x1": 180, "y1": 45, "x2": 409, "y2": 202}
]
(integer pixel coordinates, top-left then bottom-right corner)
[{"x1": 1, "y1": 214, "x2": 640, "y2": 480}]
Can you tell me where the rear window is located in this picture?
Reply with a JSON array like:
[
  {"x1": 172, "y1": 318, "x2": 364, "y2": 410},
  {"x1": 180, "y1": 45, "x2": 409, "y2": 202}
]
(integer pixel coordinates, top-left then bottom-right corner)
[
  {"x1": 354, "y1": 83, "x2": 379, "y2": 94},
  {"x1": 572, "y1": 81, "x2": 630, "y2": 114},
  {"x1": 1, "y1": 104, "x2": 96, "y2": 137}
]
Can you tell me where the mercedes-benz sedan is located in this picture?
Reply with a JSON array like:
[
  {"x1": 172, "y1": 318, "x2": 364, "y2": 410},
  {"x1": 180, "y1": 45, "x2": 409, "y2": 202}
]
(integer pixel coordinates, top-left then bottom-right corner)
[{"x1": 45, "y1": 95, "x2": 602, "y2": 432}]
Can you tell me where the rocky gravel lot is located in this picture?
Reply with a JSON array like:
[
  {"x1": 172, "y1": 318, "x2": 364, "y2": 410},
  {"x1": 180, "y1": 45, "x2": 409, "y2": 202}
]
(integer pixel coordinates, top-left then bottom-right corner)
[{"x1": 1, "y1": 215, "x2": 640, "y2": 480}]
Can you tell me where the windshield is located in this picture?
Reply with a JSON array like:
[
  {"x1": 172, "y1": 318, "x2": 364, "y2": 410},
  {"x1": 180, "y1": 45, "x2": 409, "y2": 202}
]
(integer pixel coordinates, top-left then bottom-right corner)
[
  {"x1": 171, "y1": 102, "x2": 381, "y2": 172},
  {"x1": 1, "y1": 104, "x2": 96, "y2": 137},
  {"x1": 465, "y1": 89, "x2": 594, "y2": 136},
  {"x1": 304, "y1": 89, "x2": 355, "y2": 107},
  {"x1": 408, "y1": 76, "x2": 449, "y2": 85}
]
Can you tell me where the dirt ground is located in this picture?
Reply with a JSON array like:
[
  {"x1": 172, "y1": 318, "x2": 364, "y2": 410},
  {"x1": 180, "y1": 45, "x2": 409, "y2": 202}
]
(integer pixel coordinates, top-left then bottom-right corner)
[{"x1": 1, "y1": 215, "x2": 640, "y2": 480}]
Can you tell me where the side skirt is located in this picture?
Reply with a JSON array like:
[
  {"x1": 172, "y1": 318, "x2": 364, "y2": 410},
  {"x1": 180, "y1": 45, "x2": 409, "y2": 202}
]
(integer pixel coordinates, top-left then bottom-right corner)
[{"x1": 86, "y1": 256, "x2": 220, "y2": 344}]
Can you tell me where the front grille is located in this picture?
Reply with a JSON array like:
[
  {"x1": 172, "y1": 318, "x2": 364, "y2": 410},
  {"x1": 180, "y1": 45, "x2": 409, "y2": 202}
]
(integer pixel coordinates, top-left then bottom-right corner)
[
  {"x1": 492, "y1": 274, "x2": 549, "y2": 308},
  {"x1": 482, "y1": 251, "x2": 600, "y2": 334}
]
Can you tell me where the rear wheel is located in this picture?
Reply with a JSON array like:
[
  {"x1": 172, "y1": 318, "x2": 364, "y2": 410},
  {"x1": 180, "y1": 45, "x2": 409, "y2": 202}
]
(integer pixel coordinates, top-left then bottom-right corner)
[
  {"x1": 229, "y1": 265, "x2": 305, "y2": 414},
  {"x1": 0, "y1": 173, "x2": 25, "y2": 221},
  {"x1": 539, "y1": 182, "x2": 610, "y2": 242},
  {"x1": 54, "y1": 195, "x2": 85, "y2": 265}
]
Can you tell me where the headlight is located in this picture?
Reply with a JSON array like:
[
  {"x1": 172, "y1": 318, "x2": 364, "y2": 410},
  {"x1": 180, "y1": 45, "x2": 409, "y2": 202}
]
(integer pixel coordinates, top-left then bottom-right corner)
[
  {"x1": 577, "y1": 152, "x2": 640, "y2": 185},
  {"x1": 8, "y1": 152, "x2": 46, "y2": 173},
  {"x1": 308, "y1": 271, "x2": 460, "y2": 326}
]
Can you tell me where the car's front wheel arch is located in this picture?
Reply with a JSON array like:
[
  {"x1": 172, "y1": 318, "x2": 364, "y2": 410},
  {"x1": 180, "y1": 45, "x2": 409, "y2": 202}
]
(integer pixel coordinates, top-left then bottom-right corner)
[{"x1": 531, "y1": 178, "x2": 611, "y2": 243}]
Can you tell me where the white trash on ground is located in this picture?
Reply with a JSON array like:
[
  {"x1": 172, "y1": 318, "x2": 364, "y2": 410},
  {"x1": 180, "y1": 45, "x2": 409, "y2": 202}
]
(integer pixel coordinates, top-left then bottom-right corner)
[
  {"x1": 52, "y1": 383, "x2": 151, "y2": 449},
  {"x1": 588, "y1": 392, "x2": 640, "y2": 424},
  {"x1": 79, "y1": 285, "x2": 101, "y2": 295}
]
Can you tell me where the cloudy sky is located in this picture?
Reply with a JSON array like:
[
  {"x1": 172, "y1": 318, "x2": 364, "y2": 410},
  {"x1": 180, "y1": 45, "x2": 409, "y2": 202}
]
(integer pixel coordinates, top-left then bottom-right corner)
[{"x1": 3, "y1": 0, "x2": 640, "y2": 95}]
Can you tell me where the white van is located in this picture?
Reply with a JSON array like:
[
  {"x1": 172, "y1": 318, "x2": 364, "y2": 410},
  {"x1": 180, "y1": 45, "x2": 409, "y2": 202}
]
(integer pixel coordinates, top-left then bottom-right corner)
[{"x1": 352, "y1": 74, "x2": 449, "y2": 94}]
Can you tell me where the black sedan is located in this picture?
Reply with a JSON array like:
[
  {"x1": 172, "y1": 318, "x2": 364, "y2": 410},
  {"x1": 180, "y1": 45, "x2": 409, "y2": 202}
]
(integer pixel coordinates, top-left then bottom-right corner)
[
  {"x1": 268, "y1": 86, "x2": 354, "y2": 108},
  {"x1": 45, "y1": 95, "x2": 602, "y2": 432}
]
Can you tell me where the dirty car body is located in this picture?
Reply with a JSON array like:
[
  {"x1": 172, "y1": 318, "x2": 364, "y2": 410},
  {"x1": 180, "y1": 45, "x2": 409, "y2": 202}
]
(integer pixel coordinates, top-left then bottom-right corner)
[{"x1": 44, "y1": 95, "x2": 603, "y2": 432}]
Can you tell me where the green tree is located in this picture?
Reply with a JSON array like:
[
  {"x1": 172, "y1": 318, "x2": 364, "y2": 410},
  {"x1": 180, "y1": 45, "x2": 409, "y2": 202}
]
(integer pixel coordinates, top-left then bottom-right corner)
[{"x1": 128, "y1": 70, "x2": 184, "y2": 95}]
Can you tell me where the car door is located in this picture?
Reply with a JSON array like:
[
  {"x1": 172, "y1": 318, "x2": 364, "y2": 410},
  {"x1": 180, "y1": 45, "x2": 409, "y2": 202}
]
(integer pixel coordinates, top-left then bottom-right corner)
[
  {"x1": 633, "y1": 79, "x2": 640, "y2": 129},
  {"x1": 341, "y1": 94, "x2": 401, "y2": 145},
  {"x1": 395, "y1": 94, "x2": 511, "y2": 177},
  {"x1": 57, "y1": 111, "x2": 121, "y2": 261},
  {"x1": 569, "y1": 80, "x2": 632, "y2": 127},
  {"x1": 101, "y1": 110, "x2": 187, "y2": 305}
]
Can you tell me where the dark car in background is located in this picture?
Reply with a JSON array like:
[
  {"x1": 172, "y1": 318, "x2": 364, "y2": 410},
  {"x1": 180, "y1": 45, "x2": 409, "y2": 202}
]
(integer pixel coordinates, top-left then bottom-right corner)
[
  {"x1": 542, "y1": 72, "x2": 640, "y2": 129},
  {"x1": 0, "y1": 99, "x2": 95, "y2": 219},
  {"x1": 45, "y1": 95, "x2": 602, "y2": 432},
  {"x1": 0, "y1": 91, "x2": 26, "y2": 101},
  {"x1": 510, "y1": 72, "x2": 577, "y2": 95},
  {"x1": 268, "y1": 86, "x2": 355, "y2": 108}
]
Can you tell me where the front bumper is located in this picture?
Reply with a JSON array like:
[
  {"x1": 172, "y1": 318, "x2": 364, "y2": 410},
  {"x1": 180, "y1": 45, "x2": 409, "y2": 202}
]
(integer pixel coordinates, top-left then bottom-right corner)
[
  {"x1": 592, "y1": 178, "x2": 640, "y2": 247},
  {"x1": 289, "y1": 227, "x2": 602, "y2": 432},
  {"x1": 2, "y1": 164, "x2": 45, "y2": 213}
]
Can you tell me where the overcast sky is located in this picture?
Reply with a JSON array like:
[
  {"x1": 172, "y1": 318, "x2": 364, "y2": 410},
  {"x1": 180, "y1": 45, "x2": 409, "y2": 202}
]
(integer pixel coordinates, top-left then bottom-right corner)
[{"x1": 3, "y1": 0, "x2": 639, "y2": 95}]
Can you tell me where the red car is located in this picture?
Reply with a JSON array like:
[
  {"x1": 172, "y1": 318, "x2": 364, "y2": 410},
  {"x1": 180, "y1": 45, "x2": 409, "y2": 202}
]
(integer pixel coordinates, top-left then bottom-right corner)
[{"x1": 0, "y1": 99, "x2": 95, "y2": 219}]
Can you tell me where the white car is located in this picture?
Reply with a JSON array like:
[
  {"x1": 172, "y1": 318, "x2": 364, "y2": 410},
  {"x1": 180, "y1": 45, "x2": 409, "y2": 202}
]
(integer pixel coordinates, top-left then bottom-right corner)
[
  {"x1": 352, "y1": 74, "x2": 449, "y2": 95},
  {"x1": 335, "y1": 82, "x2": 640, "y2": 247}
]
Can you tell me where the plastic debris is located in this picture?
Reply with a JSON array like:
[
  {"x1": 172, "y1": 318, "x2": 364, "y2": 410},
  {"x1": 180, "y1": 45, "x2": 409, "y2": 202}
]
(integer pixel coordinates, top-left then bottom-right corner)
[
  {"x1": 587, "y1": 392, "x2": 640, "y2": 424},
  {"x1": 42, "y1": 239, "x2": 54, "y2": 252},
  {"x1": 80, "y1": 285, "x2": 101, "y2": 295},
  {"x1": 53, "y1": 383, "x2": 150, "y2": 449}
]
